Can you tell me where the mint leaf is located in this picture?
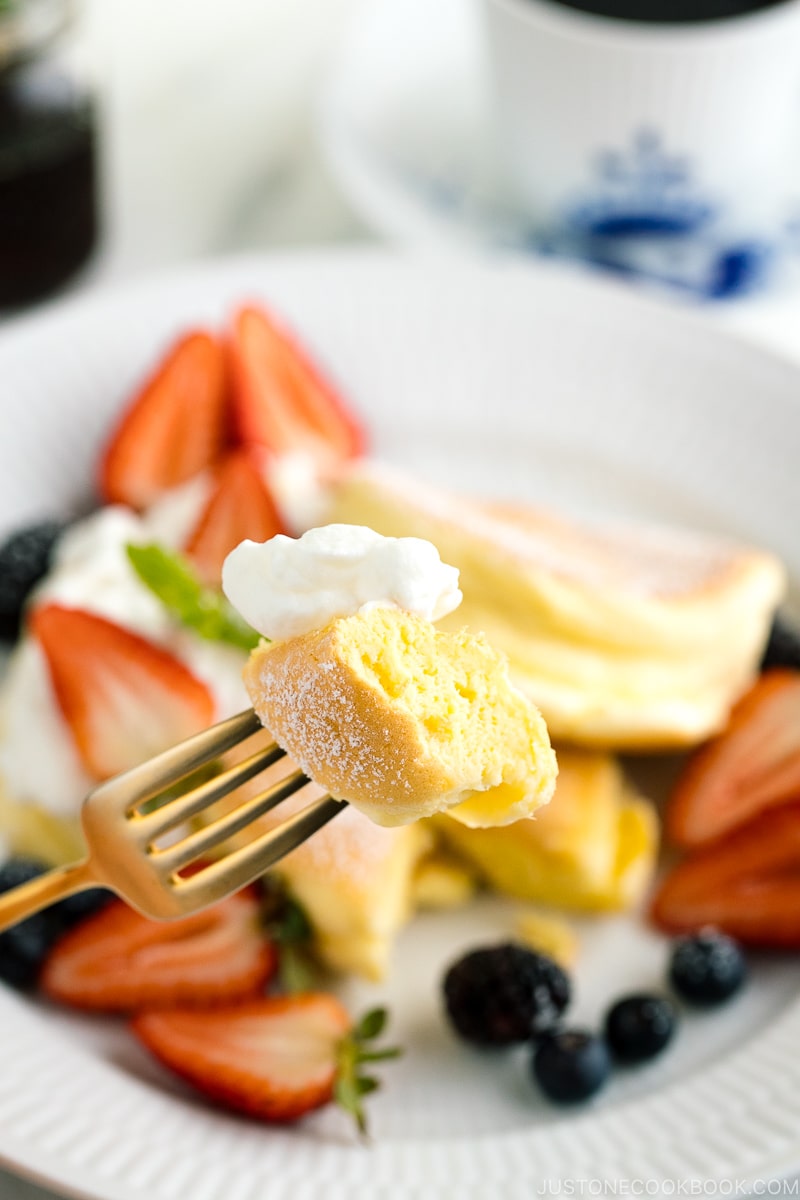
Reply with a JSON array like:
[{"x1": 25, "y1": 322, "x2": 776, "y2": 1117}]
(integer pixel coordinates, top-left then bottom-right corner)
[{"x1": 126, "y1": 543, "x2": 261, "y2": 652}]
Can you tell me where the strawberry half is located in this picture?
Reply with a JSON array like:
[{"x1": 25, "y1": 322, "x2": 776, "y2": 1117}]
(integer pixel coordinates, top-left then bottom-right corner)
[
  {"x1": 651, "y1": 801, "x2": 800, "y2": 948},
  {"x1": 30, "y1": 604, "x2": 214, "y2": 780},
  {"x1": 41, "y1": 889, "x2": 276, "y2": 1011},
  {"x1": 666, "y1": 670, "x2": 800, "y2": 849},
  {"x1": 229, "y1": 304, "x2": 366, "y2": 468},
  {"x1": 184, "y1": 449, "x2": 285, "y2": 584},
  {"x1": 99, "y1": 331, "x2": 228, "y2": 509},
  {"x1": 132, "y1": 997, "x2": 398, "y2": 1131}
]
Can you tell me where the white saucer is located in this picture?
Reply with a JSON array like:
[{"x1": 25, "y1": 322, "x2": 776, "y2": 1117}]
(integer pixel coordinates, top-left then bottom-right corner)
[
  {"x1": 320, "y1": 0, "x2": 526, "y2": 253},
  {"x1": 320, "y1": 0, "x2": 800, "y2": 298}
]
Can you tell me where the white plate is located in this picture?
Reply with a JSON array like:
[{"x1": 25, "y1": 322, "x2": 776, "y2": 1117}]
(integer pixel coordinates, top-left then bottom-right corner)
[{"x1": 1, "y1": 250, "x2": 800, "y2": 1199}]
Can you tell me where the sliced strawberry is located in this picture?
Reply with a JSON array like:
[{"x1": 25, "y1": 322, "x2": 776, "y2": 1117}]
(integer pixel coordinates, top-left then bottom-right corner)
[
  {"x1": 132, "y1": 997, "x2": 398, "y2": 1130},
  {"x1": 666, "y1": 670, "x2": 800, "y2": 849},
  {"x1": 651, "y1": 801, "x2": 800, "y2": 948},
  {"x1": 99, "y1": 331, "x2": 228, "y2": 509},
  {"x1": 133, "y1": 994, "x2": 349, "y2": 1122},
  {"x1": 229, "y1": 304, "x2": 366, "y2": 468},
  {"x1": 30, "y1": 604, "x2": 214, "y2": 780},
  {"x1": 41, "y1": 889, "x2": 276, "y2": 1011},
  {"x1": 184, "y1": 449, "x2": 285, "y2": 584}
]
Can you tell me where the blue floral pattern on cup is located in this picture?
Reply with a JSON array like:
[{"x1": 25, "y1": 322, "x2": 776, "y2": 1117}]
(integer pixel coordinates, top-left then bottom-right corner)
[
  {"x1": 560, "y1": 129, "x2": 773, "y2": 298},
  {"x1": 378, "y1": 126, "x2": 782, "y2": 300},
  {"x1": 567, "y1": 129, "x2": 713, "y2": 237}
]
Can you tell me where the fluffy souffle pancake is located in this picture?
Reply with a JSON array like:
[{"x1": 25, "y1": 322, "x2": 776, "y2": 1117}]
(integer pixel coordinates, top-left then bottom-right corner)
[
  {"x1": 267, "y1": 784, "x2": 432, "y2": 980},
  {"x1": 242, "y1": 606, "x2": 557, "y2": 828},
  {"x1": 434, "y1": 749, "x2": 659, "y2": 912},
  {"x1": 325, "y1": 464, "x2": 785, "y2": 749}
]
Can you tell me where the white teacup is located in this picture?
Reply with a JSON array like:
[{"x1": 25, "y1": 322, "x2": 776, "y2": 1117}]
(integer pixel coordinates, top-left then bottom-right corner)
[{"x1": 482, "y1": 0, "x2": 800, "y2": 297}]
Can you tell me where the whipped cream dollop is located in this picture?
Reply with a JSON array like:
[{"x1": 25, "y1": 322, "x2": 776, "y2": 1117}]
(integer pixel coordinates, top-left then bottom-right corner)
[{"x1": 222, "y1": 524, "x2": 462, "y2": 641}]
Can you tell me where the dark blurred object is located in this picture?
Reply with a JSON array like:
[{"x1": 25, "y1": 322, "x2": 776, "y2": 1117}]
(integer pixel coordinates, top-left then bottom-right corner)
[
  {"x1": 0, "y1": 0, "x2": 98, "y2": 307},
  {"x1": 546, "y1": 0, "x2": 788, "y2": 21},
  {"x1": 760, "y1": 612, "x2": 800, "y2": 673}
]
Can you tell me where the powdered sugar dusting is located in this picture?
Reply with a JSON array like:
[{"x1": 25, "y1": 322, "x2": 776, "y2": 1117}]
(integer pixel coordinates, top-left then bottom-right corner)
[
  {"x1": 350, "y1": 463, "x2": 759, "y2": 601},
  {"x1": 247, "y1": 630, "x2": 424, "y2": 826},
  {"x1": 283, "y1": 791, "x2": 407, "y2": 885}
]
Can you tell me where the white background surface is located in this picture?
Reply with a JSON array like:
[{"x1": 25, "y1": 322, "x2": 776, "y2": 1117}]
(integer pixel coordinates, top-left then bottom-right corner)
[
  {"x1": 3, "y1": 2, "x2": 800, "y2": 1195},
  {"x1": 73, "y1": 0, "x2": 369, "y2": 285}
]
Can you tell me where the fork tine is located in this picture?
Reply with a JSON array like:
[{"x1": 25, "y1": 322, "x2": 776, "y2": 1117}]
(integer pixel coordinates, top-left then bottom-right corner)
[
  {"x1": 89, "y1": 709, "x2": 264, "y2": 814},
  {"x1": 132, "y1": 741, "x2": 288, "y2": 840},
  {"x1": 151, "y1": 767, "x2": 309, "y2": 873},
  {"x1": 175, "y1": 794, "x2": 348, "y2": 901}
]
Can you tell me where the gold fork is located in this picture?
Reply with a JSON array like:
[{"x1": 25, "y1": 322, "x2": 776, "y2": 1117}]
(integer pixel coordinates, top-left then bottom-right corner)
[{"x1": 0, "y1": 709, "x2": 347, "y2": 932}]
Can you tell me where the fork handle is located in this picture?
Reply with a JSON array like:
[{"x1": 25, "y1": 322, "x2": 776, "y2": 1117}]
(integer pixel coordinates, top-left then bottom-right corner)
[{"x1": 0, "y1": 859, "x2": 97, "y2": 934}]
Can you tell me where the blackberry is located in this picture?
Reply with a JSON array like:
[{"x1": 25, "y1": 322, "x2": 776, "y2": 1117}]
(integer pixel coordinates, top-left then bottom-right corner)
[
  {"x1": 50, "y1": 887, "x2": 114, "y2": 932},
  {"x1": 760, "y1": 613, "x2": 800, "y2": 673},
  {"x1": 669, "y1": 930, "x2": 747, "y2": 1006},
  {"x1": 0, "y1": 857, "x2": 56, "y2": 989},
  {"x1": 532, "y1": 1029, "x2": 611, "y2": 1104},
  {"x1": 0, "y1": 520, "x2": 64, "y2": 640},
  {"x1": 443, "y1": 942, "x2": 570, "y2": 1046},
  {"x1": 604, "y1": 993, "x2": 677, "y2": 1063},
  {"x1": 0, "y1": 858, "x2": 113, "y2": 989},
  {"x1": 0, "y1": 911, "x2": 57, "y2": 990},
  {"x1": 0, "y1": 858, "x2": 112, "y2": 932},
  {"x1": 0, "y1": 856, "x2": 49, "y2": 893}
]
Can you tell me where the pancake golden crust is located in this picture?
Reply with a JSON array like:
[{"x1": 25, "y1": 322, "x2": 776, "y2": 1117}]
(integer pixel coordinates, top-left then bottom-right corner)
[{"x1": 243, "y1": 607, "x2": 557, "y2": 828}]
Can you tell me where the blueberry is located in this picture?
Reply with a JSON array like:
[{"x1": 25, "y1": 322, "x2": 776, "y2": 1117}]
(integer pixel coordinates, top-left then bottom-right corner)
[
  {"x1": 532, "y1": 1029, "x2": 611, "y2": 1104},
  {"x1": 604, "y1": 993, "x2": 677, "y2": 1063},
  {"x1": 0, "y1": 520, "x2": 64, "y2": 640},
  {"x1": 669, "y1": 930, "x2": 747, "y2": 1006},
  {"x1": 443, "y1": 942, "x2": 571, "y2": 1046},
  {"x1": 760, "y1": 613, "x2": 800, "y2": 673}
]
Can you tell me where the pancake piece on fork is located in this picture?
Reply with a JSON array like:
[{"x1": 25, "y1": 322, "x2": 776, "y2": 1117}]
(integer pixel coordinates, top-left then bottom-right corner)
[
  {"x1": 242, "y1": 606, "x2": 557, "y2": 829},
  {"x1": 225, "y1": 524, "x2": 557, "y2": 830}
]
